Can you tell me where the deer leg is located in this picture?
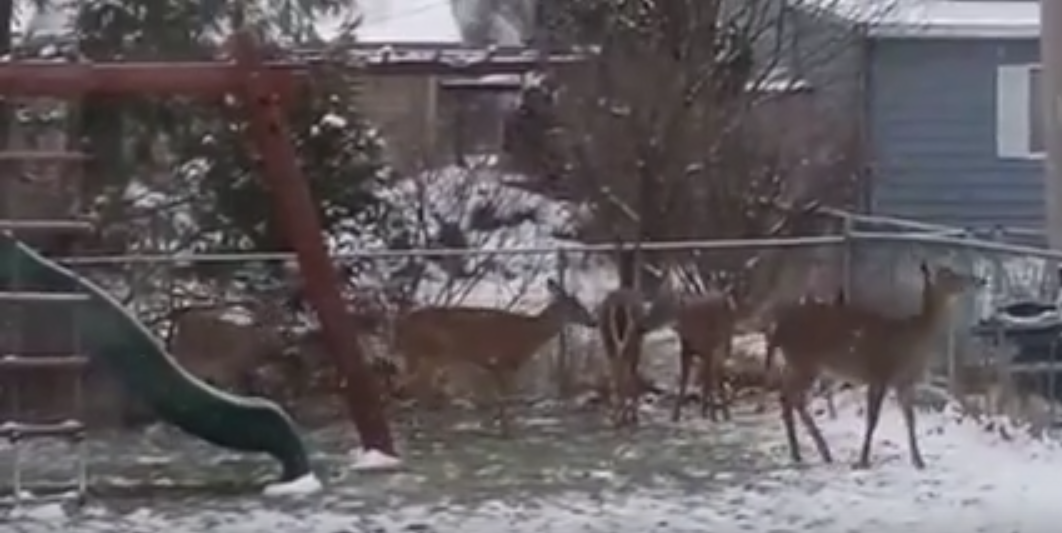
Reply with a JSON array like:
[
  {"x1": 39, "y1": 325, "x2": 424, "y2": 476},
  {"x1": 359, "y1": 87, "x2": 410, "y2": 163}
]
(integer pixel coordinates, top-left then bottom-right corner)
[
  {"x1": 606, "y1": 357, "x2": 629, "y2": 427},
  {"x1": 779, "y1": 371, "x2": 804, "y2": 464},
  {"x1": 782, "y1": 367, "x2": 832, "y2": 464},
  {"x1": 622, "y1": 357, "x2": 641, "y2": 427},
  {"x1": 855, "y1": 382, "x2": 888, "y2": 469},
  {"x1": 819, "y1": 378, "x2": 838, "y2": 419},
  {"x1": 795, "y1": 393, "x2": 832, "y2": 464},
  {"x1": 697, "y1": 359, "x2": 712, "y2": 420},
  {"x1": 714, "y1": 337, "x2": 733, "y2": 421},
  {"x1": 492, "y1": 369, "x2": 515, "y2": 437},
  {"x1": 895, "y1": 384, "x2": 926, "y2": 469},
  {"x1": 825, "y1": 381, "x2": 838, "y2": 420}
]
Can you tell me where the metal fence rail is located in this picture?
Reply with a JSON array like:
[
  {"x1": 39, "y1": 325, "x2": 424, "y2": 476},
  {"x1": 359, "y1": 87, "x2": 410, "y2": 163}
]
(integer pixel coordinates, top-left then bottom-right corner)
[{"x1": 13, "y1": 212, "x2": 1062, "y2": 427}]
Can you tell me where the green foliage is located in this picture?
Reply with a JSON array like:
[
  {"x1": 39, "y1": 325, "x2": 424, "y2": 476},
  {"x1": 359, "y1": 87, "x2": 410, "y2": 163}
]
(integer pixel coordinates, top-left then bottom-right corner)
[
  {"x1": 52, "y1": 0, "x2": 405, "y2": 270},
  {"x1": 182, "y1": 66, "x2": 399, "y2": 254}
]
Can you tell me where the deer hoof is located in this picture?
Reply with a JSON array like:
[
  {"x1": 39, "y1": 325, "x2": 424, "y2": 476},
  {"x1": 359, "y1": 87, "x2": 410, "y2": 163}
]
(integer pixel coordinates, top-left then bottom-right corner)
[
  {"x1": 851, "y1": 460, "x2": 871, "y2": 470},
  {"x1": 911, "y1": 457, "x2": 926, "y2": 470}
]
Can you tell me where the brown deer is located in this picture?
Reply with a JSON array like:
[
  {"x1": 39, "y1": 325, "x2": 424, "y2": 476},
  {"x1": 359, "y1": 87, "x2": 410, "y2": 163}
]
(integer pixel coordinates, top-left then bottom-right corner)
[
  {"x1": 387, "y1": 278, "x2": 595, "y2": 434},
  {"x1": 759, "y1": 290, "x2": 853, "y2": 417},
  {"x1": 772, "y1": 262, "x2": 980, "y2": 469},
  {"x1": 596, "y1": 287, "x2": 676, "y2": 427},
  {"x1": 669, "y1": 293, "x2": 739, "y2": 423},
  {"x1": 167, "y1": 300, "x2": 290, "y2": 394}
]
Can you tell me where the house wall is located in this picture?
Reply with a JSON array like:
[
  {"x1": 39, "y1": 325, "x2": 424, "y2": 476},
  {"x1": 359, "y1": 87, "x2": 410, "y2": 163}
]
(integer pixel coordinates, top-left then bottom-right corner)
[
  {"x1": 869, "y1": 38, "x2": 1042, "y2": 229},
  {"x1": 779, "y1": 7, "x2": 870, "y2": 207},
  {"x1": 357, "y1": 74, "x2": 438, "y2": 174}
]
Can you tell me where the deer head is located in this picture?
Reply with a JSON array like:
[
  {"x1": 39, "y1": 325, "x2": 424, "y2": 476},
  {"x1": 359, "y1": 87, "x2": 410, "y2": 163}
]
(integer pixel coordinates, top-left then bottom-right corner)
[
  {"x1": 544, "y1": 278, "x2": 596, "y2": 328},
  {"x1": 919, "y1": 261, "x2": 983, "y2": 309}
]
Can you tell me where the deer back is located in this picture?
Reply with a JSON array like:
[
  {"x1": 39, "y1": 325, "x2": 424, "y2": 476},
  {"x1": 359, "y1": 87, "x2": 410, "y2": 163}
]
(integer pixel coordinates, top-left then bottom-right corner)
[
  {"x1": 769, "y1": 296, "x2": 871, "y2": 363},
  {"x1": 673, "y1": 293, "x2": 737, "y2": 351},
  {"x1": 396, "y1": 281, "x2": 593, "y2": 371}
]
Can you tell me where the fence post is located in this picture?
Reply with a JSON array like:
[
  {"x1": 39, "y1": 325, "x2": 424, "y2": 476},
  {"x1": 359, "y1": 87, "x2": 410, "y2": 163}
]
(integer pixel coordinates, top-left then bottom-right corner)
[
  {"x1": 945, "y1": 229, "x2": 975, "y2": 396},
  {"x1": 554, "y1": 248, "x2": 572, "y2": 398}
]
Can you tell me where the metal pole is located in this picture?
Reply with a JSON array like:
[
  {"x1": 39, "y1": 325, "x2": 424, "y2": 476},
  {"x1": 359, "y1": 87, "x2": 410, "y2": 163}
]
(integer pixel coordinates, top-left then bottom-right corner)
[{"x1": 1042, "y1": 0, "x2": 1062, "y2": 259}]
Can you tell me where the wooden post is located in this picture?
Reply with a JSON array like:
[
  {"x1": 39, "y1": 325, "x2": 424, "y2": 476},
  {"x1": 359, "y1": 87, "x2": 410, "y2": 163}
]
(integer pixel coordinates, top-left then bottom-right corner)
[{"x1": 231, "y1": 30, "x2": 395, "y2": 455}]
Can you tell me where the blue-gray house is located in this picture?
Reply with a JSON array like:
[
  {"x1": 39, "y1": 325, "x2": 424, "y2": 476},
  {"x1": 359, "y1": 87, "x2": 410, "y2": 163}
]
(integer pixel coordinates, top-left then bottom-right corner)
[{"x1": 789, "y1": 0, "x2": 1041, "y2": 230}]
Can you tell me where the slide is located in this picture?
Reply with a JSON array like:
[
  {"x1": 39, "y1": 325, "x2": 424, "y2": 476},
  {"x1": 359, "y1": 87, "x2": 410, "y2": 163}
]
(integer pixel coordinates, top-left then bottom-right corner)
[{"x1": 0, "y1": 233, "x2": 312, "y2": 484}]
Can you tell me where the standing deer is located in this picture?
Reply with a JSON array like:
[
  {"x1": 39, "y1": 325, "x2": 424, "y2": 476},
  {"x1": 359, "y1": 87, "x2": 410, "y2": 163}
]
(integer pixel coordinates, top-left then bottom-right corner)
[
  {"x1": 596, "y1": 287, "x2": 675, "y2": 426},
  {"x1": 669, "y1": 293, "x2": 739, "y2": 423},
  {"x1": 759, "y1": 290, "x2": 852, "y2": 417},
  {"x1": 773, "y1": 262, "x2": 980, "y2": 469},
  {"x1": 167, "y1": 300, "x2": 290, "y2": 394},
  {"x1": 389, "y1": 279, "x2": 595, "y2": 435}
]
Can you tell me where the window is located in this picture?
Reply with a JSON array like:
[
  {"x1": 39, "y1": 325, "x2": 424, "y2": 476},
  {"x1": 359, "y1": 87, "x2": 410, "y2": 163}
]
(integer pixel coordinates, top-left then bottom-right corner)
[
  {"x1": 436, "y1": 87, "x2": 519, "y2": 164},
  {"x1": 997, "y1": 64, "x2": 1044, "y2": 159}
]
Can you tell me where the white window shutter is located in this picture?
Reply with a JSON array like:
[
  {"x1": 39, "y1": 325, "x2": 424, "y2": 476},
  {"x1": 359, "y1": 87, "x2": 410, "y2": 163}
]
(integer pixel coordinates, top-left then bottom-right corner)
[{"x1": 997, "y1": 65, "x2": 1032, "y2": 158}]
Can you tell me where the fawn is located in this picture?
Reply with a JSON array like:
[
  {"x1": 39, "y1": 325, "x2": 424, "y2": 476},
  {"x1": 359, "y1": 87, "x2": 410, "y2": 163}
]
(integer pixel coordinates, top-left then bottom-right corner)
[
  {"x1": 773, "y1": 262, "x2": 980, "y2": 469},
  {"x1": 388, "y1": 279, "x2": 595, "y2": 435}
]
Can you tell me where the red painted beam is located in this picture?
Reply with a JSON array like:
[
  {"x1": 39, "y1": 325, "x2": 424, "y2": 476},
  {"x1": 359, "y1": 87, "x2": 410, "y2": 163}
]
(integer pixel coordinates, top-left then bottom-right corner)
[
  {"x1": 0, "y1": 61, "x2": 306, "y2": 97},
  {"x1": 231, "y1": 32, "x2": 396, "y2": 453}
]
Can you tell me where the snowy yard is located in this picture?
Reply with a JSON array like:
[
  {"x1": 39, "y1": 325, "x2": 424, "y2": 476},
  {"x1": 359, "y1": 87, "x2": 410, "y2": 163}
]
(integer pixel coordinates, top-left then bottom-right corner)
[{"x1": 3, "y1": 390, "x2": 1061, "y2": 532}]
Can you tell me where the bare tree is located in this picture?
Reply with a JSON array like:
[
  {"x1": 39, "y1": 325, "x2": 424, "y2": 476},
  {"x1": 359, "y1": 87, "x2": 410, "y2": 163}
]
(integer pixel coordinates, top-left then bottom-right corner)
[{"x1": 510, "y1": 0, "x2": 873, "y2": 301}]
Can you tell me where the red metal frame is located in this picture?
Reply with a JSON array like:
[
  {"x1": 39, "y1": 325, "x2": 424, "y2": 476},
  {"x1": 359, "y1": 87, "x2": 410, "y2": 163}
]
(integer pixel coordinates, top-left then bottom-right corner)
[{"x1": 0, "y1": 29, "x2": 396, "y2": 453}]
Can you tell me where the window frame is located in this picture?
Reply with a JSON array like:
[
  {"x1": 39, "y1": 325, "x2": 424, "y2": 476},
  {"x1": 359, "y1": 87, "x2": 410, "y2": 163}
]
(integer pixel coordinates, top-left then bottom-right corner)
[{"x1": 997, "y1": 63, "x2": 1045, "y2": 160}]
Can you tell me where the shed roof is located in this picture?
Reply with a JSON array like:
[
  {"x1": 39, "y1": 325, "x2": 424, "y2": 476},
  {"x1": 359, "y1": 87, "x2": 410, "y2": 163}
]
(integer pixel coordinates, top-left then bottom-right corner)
[{"x1": 799, "y1": 0, "x2": 1038, "y2": 39}]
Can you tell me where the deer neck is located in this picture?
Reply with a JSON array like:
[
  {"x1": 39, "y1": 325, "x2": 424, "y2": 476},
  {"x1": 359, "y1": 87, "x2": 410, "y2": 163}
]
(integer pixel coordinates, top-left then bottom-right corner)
[
  {"x1": 910, "y1": 287, "x2": 955, "y2": 335},
  {"x1": 530, "y1": 300, "x2": 568, "y2": 343}
]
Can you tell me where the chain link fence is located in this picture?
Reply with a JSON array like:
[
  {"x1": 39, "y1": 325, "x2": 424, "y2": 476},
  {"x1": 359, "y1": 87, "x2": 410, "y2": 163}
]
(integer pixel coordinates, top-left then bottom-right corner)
[{"x1": 5, "y1": 213, "x2": 1058, "y2": 430}]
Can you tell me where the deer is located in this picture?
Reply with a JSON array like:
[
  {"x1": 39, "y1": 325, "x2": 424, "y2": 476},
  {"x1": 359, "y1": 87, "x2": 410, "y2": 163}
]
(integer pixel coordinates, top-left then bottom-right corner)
[
  {"x1": 383, "y1": 278, "x2": 596, "y2": 435},
  {"x1": 758, "y1": 289, "x2": 856, "y2": 418},
  {"x1": 595, "y1": 286, "x2": 680, "y2": 427},
  {"x1": 772, "y1": 261, "x2": 981, "y2": 469},
  {"x1": 166, "y1": 299, "x2": 291, "y2": 395},
  {"x1": 668, "y1": 293, "x2": 741, "y2": 423}
]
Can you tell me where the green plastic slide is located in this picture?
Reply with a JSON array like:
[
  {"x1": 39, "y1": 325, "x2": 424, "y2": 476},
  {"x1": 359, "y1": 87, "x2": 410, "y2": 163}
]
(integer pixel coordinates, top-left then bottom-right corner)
[{"x1": 0, "y1": 234, "x2": 312, "y2": 483}]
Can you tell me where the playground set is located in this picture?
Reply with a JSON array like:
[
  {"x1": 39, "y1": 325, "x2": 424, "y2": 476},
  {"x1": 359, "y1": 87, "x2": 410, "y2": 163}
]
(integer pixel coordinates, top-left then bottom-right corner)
[{"x1": 0, "y1": 15, "x2": 568, "y2": 502}]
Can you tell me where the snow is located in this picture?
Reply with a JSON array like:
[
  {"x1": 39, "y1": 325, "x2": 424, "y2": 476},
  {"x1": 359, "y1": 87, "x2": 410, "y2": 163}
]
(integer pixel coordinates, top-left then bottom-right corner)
[
  {"x1": 346, "y1": 0, "x2": 462, "y2": 44},
  {"x1": 802, "y1": 0, "x2": 1039, "y2": 39},
  {"x1": 261, "y1": 473, "x2": 323, "y2": 496},
  {"x1": 9, "y1": 501, "x2": 67, "y2": 521},
  {"x1": 24, "y1": 392, "x2": 1062, "y2": 531},
  {"x1": 349, "y1": 448, "x2": 403, "y2": 472},
  {"x1": 338, "y1": 160, "x2": 602, "y2": 311},
  {"x1": 218, "y1": 307, "x2": 255, "y2": 326}
]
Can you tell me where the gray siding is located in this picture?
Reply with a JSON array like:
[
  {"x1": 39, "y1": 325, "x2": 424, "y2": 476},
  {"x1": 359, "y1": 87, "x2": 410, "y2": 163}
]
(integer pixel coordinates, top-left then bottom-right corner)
[{"x1": 869, "y1": 39, "x2": 1042, "y2": 229}]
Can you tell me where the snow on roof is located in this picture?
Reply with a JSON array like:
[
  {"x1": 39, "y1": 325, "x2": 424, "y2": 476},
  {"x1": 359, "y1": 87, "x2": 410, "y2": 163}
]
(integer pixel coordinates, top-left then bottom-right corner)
[{"x1": 802, "y1": 0, "x2": 1039, "y2": 39}]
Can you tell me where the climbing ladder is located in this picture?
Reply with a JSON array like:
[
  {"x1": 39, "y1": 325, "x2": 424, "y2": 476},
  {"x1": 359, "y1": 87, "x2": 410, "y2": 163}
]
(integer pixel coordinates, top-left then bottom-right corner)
[{"x1": 0, "y1": 144, "x2": 94, "y2": 504}]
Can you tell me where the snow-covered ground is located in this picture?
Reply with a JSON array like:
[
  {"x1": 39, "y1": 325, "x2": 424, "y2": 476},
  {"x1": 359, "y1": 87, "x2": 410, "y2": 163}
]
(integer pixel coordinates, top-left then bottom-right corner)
[{"x1": 5, "y1": 392, "x2": 1061, "y2": 531}]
